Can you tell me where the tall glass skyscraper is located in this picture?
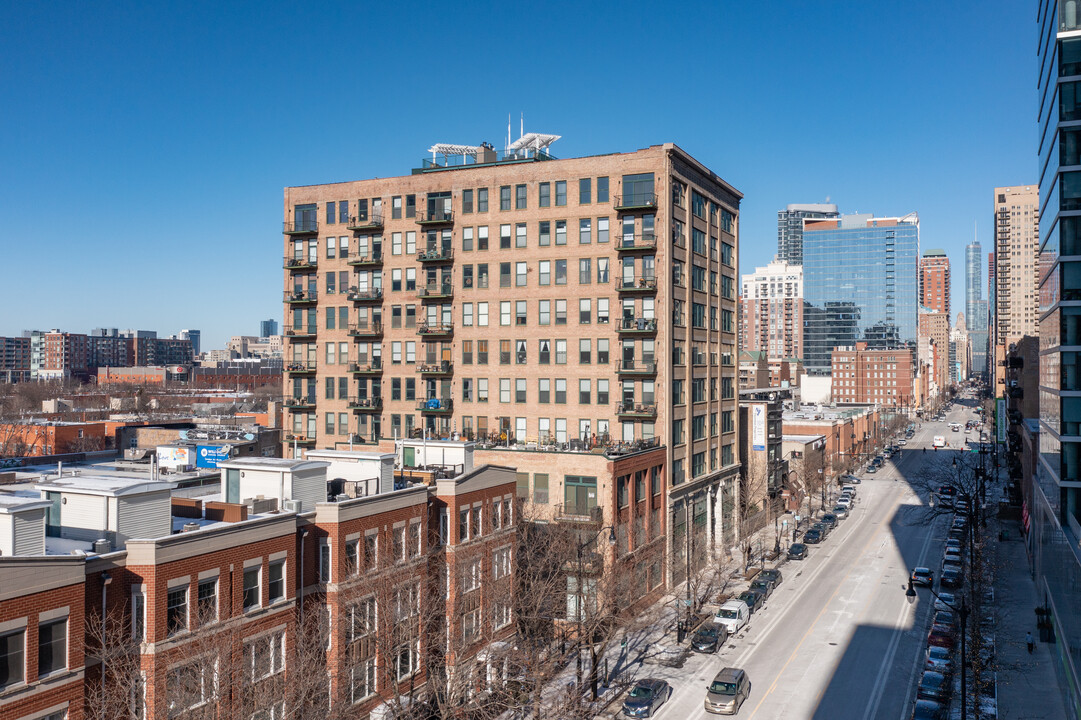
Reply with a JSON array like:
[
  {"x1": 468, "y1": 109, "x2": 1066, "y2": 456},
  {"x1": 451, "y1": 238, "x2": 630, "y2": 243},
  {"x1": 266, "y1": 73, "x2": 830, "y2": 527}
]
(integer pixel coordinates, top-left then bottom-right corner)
[
  {"x1": 1036, "y1": 2, "x2": 1081, "y2": 711},
  {"x1": 777, "y1": 203, "x2": 839, "y2": 265},
  {"x1": 802, "y1": 213, "x2": 920, "y2": 375},
  {"x1": 965, "y1": 240, "x2": 988, "y2": 376}
]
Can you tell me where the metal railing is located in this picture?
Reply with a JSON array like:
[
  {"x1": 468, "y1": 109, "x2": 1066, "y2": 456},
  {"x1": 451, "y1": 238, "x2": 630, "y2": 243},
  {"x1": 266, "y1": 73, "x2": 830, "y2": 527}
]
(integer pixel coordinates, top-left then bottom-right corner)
[
  {"x1": 284, "y1": 256, "x2": 317, "y2": 269},
  {"x1": 284, "y1": 327, "x2": 317, "y2": 338},
  {"x1": 416, "y1": 209, "x2": 453, "y2": 224},
  {"x1": 617, "y1": 360, "x2": 657, "y2": 374},
  {"x1": 347, "y1": 213, "x2": 383, "y2": 229},
  {"x1": 285, "y1": 397, "x2": 316, "y2": 408},
  {"x1": 348, "y1": 396, "x2": 383, "y2": 410},
  {"x1": 284, "y1": 289, "x2": 318, "y2": 303},
  {"x1": 417, "y1": 398, "x2": 453, "y2": 412},
  {"x1": 347, "y1": 288, "x2": 383, "y2": 302},
  {"x1": 284, "y1": 220, "x2": 319, "y2": 234},
  {"x1": 417, "y1": 362, "x2": 453, "y2": 374},
  {"x1": 418, "y1": 283, "x2": 453, "y2": 298},
  {"x1": 617, "y1": 233, "x2": 657, "y2": 251},
  {"x1": 348, "y1": 322, "x2": 383, "y2": 336},
  {"x1": 618, "y1": 317, "x2": 658, "y2": 332},
  {"x1": 350, "y1": 361, "x2": 383, "y2": 373},
  {"x1": 417, "y1": 248, "x2": 453, "y2": 262},
  {"x1": 614, "y1": 193, "x2": 658, "y2": 210},
  {"x1": 418, "y1": 323, "x2": 453, "y2": 336},
  {"x1": 617, "y1": 276, "x2": 658, "y2": 292},
  {"x1": 614, "y1": 401, "x2": 657, "y2": 417},
  {"x1": 348, "y1": 251, "x2": 383, "y2": 265},
  {"x1": 285, "y1": 361, "x2": 317, "y2": 373}
]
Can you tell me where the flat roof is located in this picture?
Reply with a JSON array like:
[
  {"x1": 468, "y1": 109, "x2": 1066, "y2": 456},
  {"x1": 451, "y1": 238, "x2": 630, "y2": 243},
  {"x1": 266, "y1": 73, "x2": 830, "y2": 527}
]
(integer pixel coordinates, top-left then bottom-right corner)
[
  {"x1": 216, "y1": 457, "x2": 328, "y2": 471},
  {"x1": 0, "y1": 493, "x2": 52, "y2": 514},
  {"x1": 305, "y1": 449, "x2": 394, "y2": 460},
  {"x1": 35, "y1": 475, "x2": 173, "y2": 497},
  {"x1": 782, "y1": 434, "x2": 826, "y2": 443}
]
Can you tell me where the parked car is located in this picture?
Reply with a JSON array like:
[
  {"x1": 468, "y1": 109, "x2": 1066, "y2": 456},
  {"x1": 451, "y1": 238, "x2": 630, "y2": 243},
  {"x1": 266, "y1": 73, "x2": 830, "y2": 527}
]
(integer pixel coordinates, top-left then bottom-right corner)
[
  {"x1": 715, "y1": 599, "x2": 750, "y2": 635},
  {"x1": 917, "y1": 670, "x2": 951, "y2": 703},
  {"x1": 788, "y1": 542, "x2": 808, "y2": 560},
  {"x1": 811, "y1": 521, "x2": 831, "y2": 538},
  {"x1": 749, "y1": 578, "x2": 774, "y2": 599},
  {"x1": 836, "y1": 497, "x2": 853, "y2": 509},
  {"x1": 933, "y1": 611, "x2": 958, "y2": 634},
  {"x1": 944, "y1": 538, "x2": 962, "y2": 552},
  {"x1": 933, "y1": 592, "x2": 956, "y2": 613},
  {"x1": 622, "y1": 678, "x2": 672, "y2": 718},
  {"x1": 691, "y1": 623, "x2": 728, "y2": 654},
  {"x1": 820, "y1": 513, "x2": 838, "y2": 529},
  {"x1": 704, "y1": 667, "x2": 751, "y2": 715},
  {"x1": 802, "y1": 529, "x2": 823, "y2": 544},
  {"x1": 831, "y1": 505, "x2": 849, "y2": 519},
  {"x1": 759, "y1": 569, "x2": 783, "y2": 588},
  {"x1": 910, "y1": 567, "x2": 934, "y2": 587},
  {"x1": 866, "y1": 465, "x2": 878, "y2": 474},
  {"x1": 927, "y1": 625, "x2": 957, "y2": 650},
  {"x1": 940, "y1": 568, "x2": 963, "y2": 588},
  {"x1": 943, "y1": 547, "x2": 962, "y2": 565},
  {"x1": 842, "y1": 474, "x2": 861, "y2": 484},
  {"x1": 738, "y1": 590, "x2": 763, "y2": 614},
  {"x1": 925, "y1": 645, "x2": 953, "y2": 675}
]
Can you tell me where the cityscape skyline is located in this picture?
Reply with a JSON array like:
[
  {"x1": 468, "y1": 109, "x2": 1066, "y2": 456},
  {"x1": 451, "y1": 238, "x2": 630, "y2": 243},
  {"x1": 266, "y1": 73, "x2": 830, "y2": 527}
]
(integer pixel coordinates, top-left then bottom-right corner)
[{"x1": 0, "y1": 1, "x2": 1035, "y2": 349}]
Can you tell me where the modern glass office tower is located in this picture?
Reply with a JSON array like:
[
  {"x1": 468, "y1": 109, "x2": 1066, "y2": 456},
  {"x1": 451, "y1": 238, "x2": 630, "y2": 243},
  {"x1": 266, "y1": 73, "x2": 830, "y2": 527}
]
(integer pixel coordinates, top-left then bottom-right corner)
[
  {"x1": 966, "y1": 241, "x2": 989, "y2": 376},
  {"x1": 1036, "y1": 2, "x2": 1081, "y2": 713},
  {"x1": 802, "y1": 213, "x2": 920, "y2": 375},
  {"x1": 776, "y1": 203, "x2": 839, "y2": 265}
]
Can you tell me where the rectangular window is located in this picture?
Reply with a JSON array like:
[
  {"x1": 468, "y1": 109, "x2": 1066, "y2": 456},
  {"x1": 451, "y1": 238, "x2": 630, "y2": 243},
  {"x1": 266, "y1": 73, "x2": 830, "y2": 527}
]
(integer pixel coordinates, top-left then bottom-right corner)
[
  {"x1": 500, "y1": 186, "x2": 511, "y2": 211},
  {"x1": 500, "y1": 378, "x2": 511, "y2": 402},
  {"x1": 539, "y1": 300, "x2": 551, "y2": 325},
  {"x1": 478, "y1": 226, "x2": 489, "y2": 251},
  {"x1": 500, "y1": 301, "x2": 512, "y2": 326},
  {"x1": 516, "y1": 222, "x2": 527, "y2": 248},
  {"x1": 555, "y1": 220, "x2": 567, "y2": 245},
  {"x1": 516, "y1": 378, "x2": 527, "y2": 403},
  {"x1": 516, "y1": 261, "x2": 528, "y2": 287},
  {"x1": 500, "y1": 224, "x2": 512, "y2": 250},
  {"x1": 579, "y1": 378, "x2": 591, "y2": 404},
  {"x1": 555, "y1": 378, "x2": 567, "y2": 403},
  {"x1": 597, "y1": 176, "x2": 609, "y2": 202},
  {"x1": 392, "y1": 196, "x2": 402, "y2": 219},
  {"x1": 598, "y1": 337, "x2": 609, "y2": 363},
  {"x1": 463, "y1": 189, "x2": 474, "y2": 213},
  {"x1": 167, "y1": 586, "x2": 188, "y2": 635},
  {"x1": 37, "y1": 619, "x2": 66, "y2": 676},
  {"x1": 555, "y1": 299, "x2": 567, "y2": 324},
  {"x1": 539, "y1": 220, "x2": 551, "y2": 246},
  {"x1": 539, "y1": 182, "x2": 551, "y2": 207},
  {"x1": 579, "y1": 178, "x2": 592, "y2": 204},
  {"x1": 579, "y1": 338, "x2": 591, "y2": 363},
  {"x1": 539, "y1": 260, "x2": 551, "y2": 285},
  {"x1": 555, "y1": 180, "x2": 567, "y2": 206},
  {"x1": 539, "y1": 378, "x2": 551, "y2": 403},
  {"x1": 516, "y1": 300, "x2": 528, "y2": 326},
  {"x1": 579, "y1": 218, "x2": 592, "y2": 244},
  {"x1": 477, "y1": 262, "x2": 489, "y2": 288},
  {"x1": 197, "y1": 578, "x2": 217, "y2": 624},
  {"x1": 243, "y1": 566, "x2": 261, "y2": 611},
  {"x1": 555, "y1": 259, "x2": 567, "y2": 285},
  {"x1": 0, "y1": 629, "x2": 25, "y2": 689},
  {"x1": 597, "y1": 378, "x2": 609, "y2": 404},
  {"x1": 516, "y1": 184, "x2": 527, "y2": 209},
  {"x1": 579, "y1": 258, "x2": 592, "y2": 285},
  {"x1": 477, "y1": 188, "x2": 489, "y2": 212},
  {"x1": 268, "y1": 560, "x2": 285, "y2": 604},
  {"x1": 597, "y1": 217, "x2": 609, "y2": 243},
  {"x1": 539, "y1": 339, "x2": 551, "y2": 364}
]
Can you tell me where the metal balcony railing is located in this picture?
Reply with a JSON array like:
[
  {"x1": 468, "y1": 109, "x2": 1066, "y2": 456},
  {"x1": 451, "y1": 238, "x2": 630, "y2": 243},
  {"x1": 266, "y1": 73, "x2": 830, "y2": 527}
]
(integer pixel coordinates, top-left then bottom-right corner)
[{"x1": 614, "y1": 193, "x2": 658, "y2": 210}]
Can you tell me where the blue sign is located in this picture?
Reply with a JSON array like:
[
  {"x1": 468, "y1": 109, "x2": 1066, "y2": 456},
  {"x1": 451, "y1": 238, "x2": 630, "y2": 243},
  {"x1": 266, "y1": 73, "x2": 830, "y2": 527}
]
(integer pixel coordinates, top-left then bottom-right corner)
[{"x1": 196, "y1": 445, "x2": 230, "y2": 468}]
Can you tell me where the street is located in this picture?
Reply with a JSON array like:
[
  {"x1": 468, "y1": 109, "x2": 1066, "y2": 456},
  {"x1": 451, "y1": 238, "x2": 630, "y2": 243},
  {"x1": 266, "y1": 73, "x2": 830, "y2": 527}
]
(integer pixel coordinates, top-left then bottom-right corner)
[{"x1": 622, "y1": 405, "x2": 979, "y2": 720}]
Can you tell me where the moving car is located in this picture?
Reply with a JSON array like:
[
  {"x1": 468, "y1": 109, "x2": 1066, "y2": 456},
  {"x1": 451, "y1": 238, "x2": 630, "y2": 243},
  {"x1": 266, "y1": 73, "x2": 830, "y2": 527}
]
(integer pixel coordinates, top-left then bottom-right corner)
[
  {"x1": 842, "y1": 474, "x2": 861, "y2": 484},
  {"x1": 622, "y1": 678, "x2": 672, "y2": 718},
  {"x1": 704, "y1": 667, "x2": 751, "y2": 715},
  {"x1": 802, "y1": 529, "x2": 823, "y2": 544},
  {"x1": 715, "y1": 599, "x2": 750, "y2": 634},
  {"x1": 866, "y1": 465, "x2": 878, "y2": 474},
  {"x1": 691, "y1": 622, "x2": 728, "y2": 654},
  {"x1": 917, "y1": 671, "x2": 951, "y2": 703},
  {"x1": 738, "y1": 590, "x2": 763, "y2": 614},
  {"x1": 787, "y1": 542, "x2": 808, "y2": 560},
  {"x1": 910, "y1": 567, "x2": 934, "y2": 587}
]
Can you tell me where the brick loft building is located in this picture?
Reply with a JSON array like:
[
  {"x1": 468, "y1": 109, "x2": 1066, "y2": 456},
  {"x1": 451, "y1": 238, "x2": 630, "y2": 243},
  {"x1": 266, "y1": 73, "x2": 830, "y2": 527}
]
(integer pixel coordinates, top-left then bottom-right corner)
[
  {"x1": 281, "y1": 138, "x2": 743, "y2": 584},
  {"x1": 830, "y1": 343, "x2": 918, "y2": 413},
  {"x1": 0, "y1": 442, "x2": 516, "y2": 720}
]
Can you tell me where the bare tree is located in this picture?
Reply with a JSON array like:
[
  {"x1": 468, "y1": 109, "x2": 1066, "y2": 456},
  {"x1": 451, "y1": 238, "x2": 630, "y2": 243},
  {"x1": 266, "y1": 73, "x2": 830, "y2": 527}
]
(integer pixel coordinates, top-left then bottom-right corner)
[{"x1": 738, "y1": 452, "x2": 771, "y2": 567}]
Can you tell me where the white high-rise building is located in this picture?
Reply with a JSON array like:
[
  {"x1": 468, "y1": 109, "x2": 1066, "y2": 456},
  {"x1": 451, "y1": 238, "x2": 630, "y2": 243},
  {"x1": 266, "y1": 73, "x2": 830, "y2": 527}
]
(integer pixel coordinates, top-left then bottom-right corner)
[{"x1": 740, "y1": 258, "x2": 803, "y2": 360}]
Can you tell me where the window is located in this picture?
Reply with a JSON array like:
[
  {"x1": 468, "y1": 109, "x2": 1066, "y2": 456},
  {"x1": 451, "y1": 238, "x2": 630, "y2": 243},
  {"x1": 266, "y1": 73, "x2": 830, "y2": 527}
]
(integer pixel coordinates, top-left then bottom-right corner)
[
  {"x1": 539, "y1": 260, "x2": 551, "y2": 285},
  {"x1": 167, "y1": 585, "x2": 188, "y2": 635},
  {"x1": 516, "y1": 261, "x2": 528, "y2": 287},
  {"x1": 539, "y1": 182, "x2": 551, "y2": 207},
  {"x1": 579, "y1": 178, "x2": 592, "y2": 204},
  {"x1": 197, "y1": 578, "x2": 218, "y2": 624},
  {"x1": 477, "y1": 188, "x2": 488, "y2": 212},
  {"x1": 598, "y1": 338, "x2": 610, "y2": 363},
  {"x1": 539, "y1": 220, "x2": 551, "y2": 246},
  {"x1": 539, "y1": 300, "x2": 551, "y2": 325},
  {"x1": 500, "y1": 224, "x2": 512, "y2": 250},
  {"x1": 36, "y1": 618, "x2": 66, "y2": 677},
  {"x1": 597, "y1": 379, "x2": 609, "y2": 404},
  {"x1": 579, "y1": 378, "x2": 591, "y2": 404},
  {"x1": 245, "y1": 631, "x2": 286, "y2": 681},
  {"x1": 268, "y1": 560, "x2": 285, "y2": 604},
  {"x1": 516, "y1": 378, "x2": 527, "y2": 403},
  {"x1": 555, "y1": 220, "x2": 567, "y2": 245},
  {"x1": 516, "y1": 301, "x2": 528, "y2": 327},
  {"x1": 478, "y1": 226, "x2": 489, "y2": 251},
  {"x1": 500, "y1": 185, "x2": 511, "y2": 211},
  {"x1": 478, "y1": 302, "x2": 489, "y2": 326},
  {"x1": 555, "y1": 259, "x2": 567, "y2": 285},
  {"x1": 500, "y1": 378, "x2": 511, "y2": 402},
  {"x1": 500, "y1": 301, "x2": 511, "y2": 327},
  {"x1": 555, "y1": 339, "x2": 568, "y2": 365},
  {"x1": 132, "y1": 590, "x2": 146, "y2": 641},
  {"x1": 500, "y1": 262, "x2": 511, "y2": 287},
  {"x1": 555, "y1": 299, "x2": 567, "y2": 324},
  {"x1": 579, "y1": 218, "x2": 591, "y2": 244},
  {"x1": 516, "y1": 223, "x2": 527, "y2": 248},
  {"x1": 539, "y1": 378, "x2": 551, "y2": 403},
  {"x1": 555, "y1": 180, "x2": 567, "y2": 206},
  {"x1": 463, "y1": 189, "x2": 474, "y2": 213},
  {"x1": 0, "y1": 629, "x2": 25, "y2": 690},
  {"x1": 598, "y1": 298, "x2": 610, "y2": 324},
  {"x1": 555, "y1": 378, "x2": 567, "y2": 403},
  {"x1": 364, "y1": 533, "x2": 378, "y2": 569},
  {"x1": 579, "y1": 338, "x2": 591, "y2": 364},
  {"x1": 392, "y1": 196, "x2": 402, "y2": 219},
  {"x1": 579, "y1": 298, "x2": 591, "y2": 324},
  {"x1": 244, "y1": 566, "x2": 261, "y2": 611},
  {"x1": 516, "y1": 184, "x2": 527, "y2": 209},
  {"x1": 579, "y1": 258, "x2": 592, "y2": 284},
  {"x1": 168, "y1": 660, "x2": 217, "y2": 716},
  {"x1": 597, "y1": 176, "x2": 609, "y2": 202}
]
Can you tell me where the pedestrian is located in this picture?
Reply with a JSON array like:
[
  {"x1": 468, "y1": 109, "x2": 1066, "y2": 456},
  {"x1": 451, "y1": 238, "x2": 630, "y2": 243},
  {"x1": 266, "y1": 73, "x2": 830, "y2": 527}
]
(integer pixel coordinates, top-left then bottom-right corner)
[{"x1": 1026, "y1": 631, "x2": 1035, "y2": 654}]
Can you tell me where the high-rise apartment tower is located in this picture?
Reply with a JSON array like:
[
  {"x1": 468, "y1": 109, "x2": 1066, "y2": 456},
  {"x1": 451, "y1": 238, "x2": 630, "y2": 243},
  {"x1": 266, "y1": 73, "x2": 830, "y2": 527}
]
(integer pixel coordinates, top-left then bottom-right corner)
[{"x1": 776, "y1": 203, "x2": 839, "y2": 265}]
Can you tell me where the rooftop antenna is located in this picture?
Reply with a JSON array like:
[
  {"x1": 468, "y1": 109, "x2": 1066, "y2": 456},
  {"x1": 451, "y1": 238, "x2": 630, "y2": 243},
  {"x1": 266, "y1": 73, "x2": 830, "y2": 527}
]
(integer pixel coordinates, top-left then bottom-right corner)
[
  {"x1": 521, "y1": 112, "x2": 524, "y2": 139},
  {"x1": 506, "y1": 114, "x2": 511, "y2": 154}
]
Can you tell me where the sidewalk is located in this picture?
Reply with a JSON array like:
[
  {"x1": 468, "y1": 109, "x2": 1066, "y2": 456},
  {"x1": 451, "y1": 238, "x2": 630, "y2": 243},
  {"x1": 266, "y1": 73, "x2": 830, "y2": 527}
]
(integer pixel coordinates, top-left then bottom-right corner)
[{"x1": 989, "y1": 486, "x2": 1068, "y2": 719}]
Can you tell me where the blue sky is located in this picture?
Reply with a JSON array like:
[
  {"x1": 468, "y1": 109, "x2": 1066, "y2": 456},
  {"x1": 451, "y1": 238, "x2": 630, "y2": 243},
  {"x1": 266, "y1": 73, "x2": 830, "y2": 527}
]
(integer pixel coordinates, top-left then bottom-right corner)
[{"x1": 0, "y1": 1, "x2": 1035, "y2": 349}]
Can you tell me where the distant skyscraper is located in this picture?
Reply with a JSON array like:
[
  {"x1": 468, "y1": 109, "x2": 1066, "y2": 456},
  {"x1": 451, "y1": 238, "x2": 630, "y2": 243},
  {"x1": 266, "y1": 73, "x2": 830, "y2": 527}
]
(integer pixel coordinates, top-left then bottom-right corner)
[
  {"x1": 802, "y1": 213, "x2": 920, "y2": 375},
  {"x1": 178, "y1": 329, "x2": 200, "y2": 356},
  {"x1": 260, "y1": 319, "x2": 278, "y2": 338},
  {"x1": 965, "y1": 239, "x2": 988, "y2": 377},
  {"x1": 992, "y1": 185, "x2": 1039, "y2": 392},
  {"x1": 740, "y1": 259, "x2": 803, "y2": 360},
  {"x1": 919, "y1": 250, "x2": 951, "y2": 317},
  {"x1": 777, "y1": 203, "x2": 839, "y2": 265}
]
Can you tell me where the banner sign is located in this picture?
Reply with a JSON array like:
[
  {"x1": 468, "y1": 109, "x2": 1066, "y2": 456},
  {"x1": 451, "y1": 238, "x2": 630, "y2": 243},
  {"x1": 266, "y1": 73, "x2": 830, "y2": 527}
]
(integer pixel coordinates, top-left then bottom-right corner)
[{"x1": 752, "y1": 404, "x2": 767, "y2": 451}]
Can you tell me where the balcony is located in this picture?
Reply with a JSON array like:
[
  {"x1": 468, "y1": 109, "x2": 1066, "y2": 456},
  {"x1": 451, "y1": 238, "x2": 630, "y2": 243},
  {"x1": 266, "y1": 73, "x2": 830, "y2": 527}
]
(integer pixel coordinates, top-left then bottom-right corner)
[
  {"x1": 284, "y1": 397, "x2": 316, "y2": 411},
  {"x1": 617, "y1": 234, "x2": 658, "y2": 253},
  {"x1": 285, "y1": 361, "x2": 317, "y2": 376},
  {"x1": 348, "y1": 322, "x2": 383, "y2": 339},
  {"x1": 418, "y1": 283, "x2": 453, "y2": 301},
  {"x1": 617, "y1": 360, "x2": 657, "y2": 376},
  {"x1": 347, "y1": 252, "x2": 383, "y2": 268},
  {"x1": 284, "y1": 220, "x2": 319, "y2": 235},
  {"x1": 348, "y1": 396, "x2": 383, "y2": 413},
  {"x1": 347, "y1": 287, "x2": 383, "y2": 303},
  {"x1": 416, "y1": 209, "x2": 453, "y2": 226},
  {"x1": 417, "y1": 323, "x2": 453, "y2": 339},
  {"x1": 350, "y1": 361, "x2": 383, "y2": 376},
  {"x1": 614, "y1": 193, "x2": 658, "y2": 211},
  {"x1": 284, "y1": 289, "x2": 318, "y2": 304},
  {"x1": 417, "y1": 398, "x2": 453, "y2": 414},
  {"x1": 417, "y1": 361, "x2": 453, "y2": 377},
  {"x1": 284, "y1": 256, "x2": 317, "y2": 271},
  {"x1": 417, "y1": 247, "x2": 454, "y2": 264},
  {"x1": 556, "y1": 503, "x2": 603, "y2": 524},
  {"x1": 617, "y1": 276, "x2": 658, "y2": 294},
  {"x1": 617, "y1": 317, "x2": 658, "y2": 335},
  {"x1": 284, "y1": 327, "x2": 317, "y2": 341},
  {"x1": 615, "y1": 401, "x2": 658, "y2": 419},
  {"x1": 285, "y1": 434, "x2": 316, "y2": 446},
  {"x1": 346, "y1": 214, "x2": 384, "y2": 231}
]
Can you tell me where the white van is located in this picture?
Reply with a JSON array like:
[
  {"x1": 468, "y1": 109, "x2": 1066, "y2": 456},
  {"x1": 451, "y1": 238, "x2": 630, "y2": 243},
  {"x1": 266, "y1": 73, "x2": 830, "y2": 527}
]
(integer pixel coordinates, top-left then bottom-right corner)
[
  {"x1": 716, "y1": 599, "x2": 750, "y2": 634},
  {"x1": 932, "y1": 436, "x2": 946, "y2": 448}
]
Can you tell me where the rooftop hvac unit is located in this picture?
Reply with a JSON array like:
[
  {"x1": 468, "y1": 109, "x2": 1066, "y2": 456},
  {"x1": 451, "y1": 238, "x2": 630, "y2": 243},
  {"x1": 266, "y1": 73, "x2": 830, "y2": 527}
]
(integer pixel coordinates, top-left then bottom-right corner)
[
  {"x1": 282, "y1": 499, "x2": 302, "y2": 514},
  {"x1": 182, "y1": 523, "x2": 201, "y2": 533},
  {"x1": 249, "y1": 497, "x2": 279, "y2": 514},
  {"x1": 92, "y1": 539, "x2": 112, "y2": 554},
  {"x1": 335, "y1": 494, "x2": 350, "y2": 503}
]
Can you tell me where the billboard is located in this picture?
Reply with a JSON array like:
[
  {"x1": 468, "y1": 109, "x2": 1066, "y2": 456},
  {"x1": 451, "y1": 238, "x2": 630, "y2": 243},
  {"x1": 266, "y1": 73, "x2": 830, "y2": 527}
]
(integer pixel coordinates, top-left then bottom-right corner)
[
  {"x1": 996, "y1": 398, "x2": 1007, "y2": 443},
  {"x1": 197, "y1": 445, "x2": 231, "y2": 468},
  {"x1": 157, "y1": 445, "x2": 193, "y2": 469},
  {"x1": 752, "y1": 404, "x2": 767, "y2": 451}
]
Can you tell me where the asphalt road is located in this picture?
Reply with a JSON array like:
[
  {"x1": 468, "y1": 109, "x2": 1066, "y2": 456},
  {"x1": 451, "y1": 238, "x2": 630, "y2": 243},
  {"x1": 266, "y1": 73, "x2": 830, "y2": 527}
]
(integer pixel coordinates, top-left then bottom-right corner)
[{"x1": 627, "y1": 401, "x2": 984, "y2": 720}]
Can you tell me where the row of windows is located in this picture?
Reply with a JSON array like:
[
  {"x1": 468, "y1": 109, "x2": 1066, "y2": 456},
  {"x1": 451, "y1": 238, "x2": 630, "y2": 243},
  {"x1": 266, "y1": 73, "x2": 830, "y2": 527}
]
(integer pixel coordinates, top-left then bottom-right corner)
[
  {"x1": 0, "y1": 616, "x2": 67, "y2": 692},
  {"x1": 464, "y1": 177, "x2": 610, "y2": 212},
  {"x1": 159, "y1": 559, "x2": 286, "y2": 639}
]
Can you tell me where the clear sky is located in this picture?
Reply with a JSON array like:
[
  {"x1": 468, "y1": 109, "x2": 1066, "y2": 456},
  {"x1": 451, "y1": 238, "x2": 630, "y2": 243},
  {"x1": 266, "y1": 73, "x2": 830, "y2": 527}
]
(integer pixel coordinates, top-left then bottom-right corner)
[{"x1": 0, "y1": 1, "x2": 1035, "y2": 349}]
